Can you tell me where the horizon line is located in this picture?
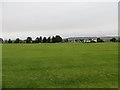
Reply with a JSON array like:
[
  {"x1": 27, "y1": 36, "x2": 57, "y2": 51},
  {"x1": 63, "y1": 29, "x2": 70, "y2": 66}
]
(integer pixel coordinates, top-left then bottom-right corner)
[{"x1": 0, "y1": 35, "x2": 119, "y2": 40}]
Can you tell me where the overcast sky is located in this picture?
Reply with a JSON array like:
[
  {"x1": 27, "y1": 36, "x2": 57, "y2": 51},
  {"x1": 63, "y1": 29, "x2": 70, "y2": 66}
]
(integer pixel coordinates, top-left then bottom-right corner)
[{"x1": 1, "y1": 1, "x2": 118, "y2": 39}]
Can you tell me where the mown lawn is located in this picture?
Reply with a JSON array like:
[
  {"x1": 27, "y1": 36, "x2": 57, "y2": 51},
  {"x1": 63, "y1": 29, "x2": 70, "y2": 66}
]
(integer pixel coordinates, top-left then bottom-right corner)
[{"x1": 2, "y1": 43, "x2": 118, "y2": 88}]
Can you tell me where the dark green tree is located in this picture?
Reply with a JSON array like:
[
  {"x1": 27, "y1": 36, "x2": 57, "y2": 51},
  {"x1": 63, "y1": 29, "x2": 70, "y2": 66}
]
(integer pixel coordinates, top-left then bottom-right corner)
[
  {"x1": 110, "y1": 38, "x2": 116, "y2": 42},
  {"x1": 39, "y1": 36, "x2": 42, "y2": 43},
  {"x1": 32, "y1": 40, "x2": 35, "y2": 43},
  {"x1": 55, "y1": 35, "x2": 62, "y2": 43},
  {"x1": 97, "y1": 38, "x2": 104, "y2": 42},
  {"x1": 64, "y1": 39, "x2": 68, "y2": 42},
  {"x1": 8, "y1": 39, "x2": 12, "y2": 43},
  {"x1": 43, "y1": 37, "x2": 47, "y2": 43},
  {"x1": 14, "y1": 38, "x2": 20, "y2": 43},
  {"x1": 80, "y1": 39, "x2": 84, "y2": 43},
  {"x1": 0, "y1": 38, "x2": 3, "y2": 43},
  {"x1": 52, "y1": 36, "x2": 56, "y2": 43},
  {"x1": 47, "y1": 37, "x2": 51, "y2": 43},
  {"x1": 26, "y1": 37, "x2": 32, "y2": 43},
  {"x1": 35, "y1": 37, "x2": 39, "y2": 43},
  {"x1": 4, "y1": 40, "x2": 8, "y2": 43},
  {"x1": 75, "y1": 39, "x2": 78, "y2": 42},
  {"x1": 118, "y1": 38, "x2": 120, "y2": 42}
]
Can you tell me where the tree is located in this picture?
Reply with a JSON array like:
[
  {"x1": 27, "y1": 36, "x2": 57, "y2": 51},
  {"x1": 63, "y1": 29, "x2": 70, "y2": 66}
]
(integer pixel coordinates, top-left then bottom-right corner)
[
  {"x1": 64, "y1": 39, "x2": 68, "y2": 42},
  {"x1": 32, "y1": 40, "x2": 35, "y2": 43},
  {"x1": 26, "y1": 37, "x2": 32, "y2": 43},
  {"x1": 14, "y1": 38, "x2": 20, "y2": 43},
  {"x1": 75, "y1": 39, "x2": 78, "y2": 42},
  {"x1": 35, "y1": 37, "x2": 39, "y2": 43},
  {"x1": 8, "y1": 39, "x2": 12, "y2": 43},
  {"x1": 55, "y1": 35, "x2": 62, "y2": 43},
  {"x1": 43, "y1": 37, "x2": 47, "y2": 43},
  {"x1": 39, "y1": 36, "x2": 42, "y2": 43},
  {"x1": 118, "y1": 38, "x2": 120, "y2": 42},
  {"x1": 52, "y1": 36, "x2": 56, "y2": 43},
  {"x1": 110, "y1": 38, "x2": 116, "y2": 42},
  {"x1": 80, "y1": 39, "x2": 84, "y2": 43},
  {"x1": 0, "y1": 38, "x2": 3, "y2": 43},
  {"x1": 97, "y1": 38, "x2": 104, "y2": 42},
  {"x1": 47, "y1": 37, "x2": 51, "y2": 43}
]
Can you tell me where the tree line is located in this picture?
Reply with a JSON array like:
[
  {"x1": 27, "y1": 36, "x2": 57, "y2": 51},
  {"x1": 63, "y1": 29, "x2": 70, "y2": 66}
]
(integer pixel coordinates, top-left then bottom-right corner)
[
  {"x1": 4, "y1": 35, "x2": 63, "y2": 43},
  {"x1": 1, "y1": 36, "x2": 120, "y2": 44}
]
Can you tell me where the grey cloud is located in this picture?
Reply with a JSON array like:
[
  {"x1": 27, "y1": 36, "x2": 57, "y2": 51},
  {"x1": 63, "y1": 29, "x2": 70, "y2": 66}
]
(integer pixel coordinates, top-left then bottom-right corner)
[{"x1": 2, "y1": 2, "x2": 118, "y2": 39}]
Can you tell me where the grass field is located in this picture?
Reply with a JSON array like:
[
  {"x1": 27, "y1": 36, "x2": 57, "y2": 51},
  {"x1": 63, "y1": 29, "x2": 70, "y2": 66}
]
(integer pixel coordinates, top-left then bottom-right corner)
[{"x1": 2, "y1": 43, "x2": 118, "y2": 88}]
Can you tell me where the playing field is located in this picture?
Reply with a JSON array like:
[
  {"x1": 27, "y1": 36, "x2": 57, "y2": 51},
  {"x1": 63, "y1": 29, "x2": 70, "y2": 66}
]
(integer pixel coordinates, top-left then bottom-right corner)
[{"x1": 2, "y1": 43, "x2": 118, "y2": 88}]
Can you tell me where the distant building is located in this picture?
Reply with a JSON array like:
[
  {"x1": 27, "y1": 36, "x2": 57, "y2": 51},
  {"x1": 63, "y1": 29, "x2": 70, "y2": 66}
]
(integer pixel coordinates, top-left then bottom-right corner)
[
  {"x1": 66, "y1": 37, "x2": 98, "y2": 43},
  {"x1": 64, "y1": 36, "x2": 118, "y2": 43},
  {"x1": 100, "y1": 37, "x2": 118, "y2": 42}
]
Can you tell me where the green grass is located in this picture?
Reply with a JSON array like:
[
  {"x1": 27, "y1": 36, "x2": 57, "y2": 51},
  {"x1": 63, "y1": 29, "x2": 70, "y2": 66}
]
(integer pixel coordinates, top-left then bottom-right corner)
[
  {"x1": 0, "y1": 44, "x2": 2, "y2": 89},
  {"x1": 2, "y1": 43, "x2": 118, "y2": 88}
]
